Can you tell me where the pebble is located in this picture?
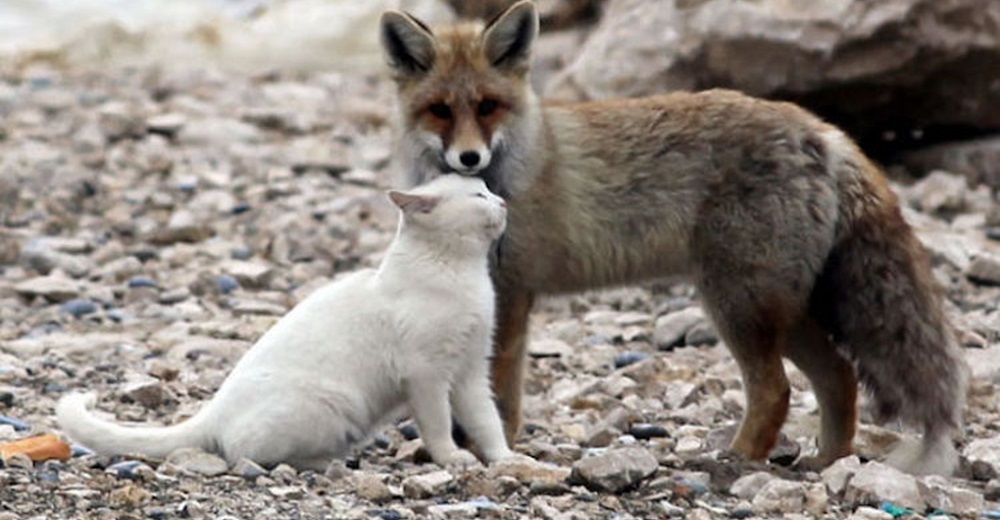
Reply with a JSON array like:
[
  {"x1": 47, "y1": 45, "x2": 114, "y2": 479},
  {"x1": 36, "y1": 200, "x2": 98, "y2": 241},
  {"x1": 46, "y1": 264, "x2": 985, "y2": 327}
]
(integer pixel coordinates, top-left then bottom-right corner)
[
  {"x1": 14, "y1": 275, "x2": 79, "y2": 302},
  {"x1": 654, "y1": 307, "x2": 706, "y2": 350},
  {"x1": 60, "y1": 298, "x2": 98, "y2": 318},
  {"x1": 165, "y1": 448, "x2": 229, "y2": 477},
  {"x1": 750, "y1": 480, "x2": 810, "y2": 516},
  {"x1": 967, "y1": 254, "x2": 1000, "y2": 286},
  {"x1": 917, "y1": 474, "x2": 984, "y2": 515},
  {"x1": 613, "y1": 351, "x2": 649, "y2": 369},
  {"x1": 628, "y1": 423, "x2": 669, "y2": 440},
  {"x1": 106, "y1": 460, "x2": 153, "y2": 480},
  {"x1": 127, "y1": 275, "x2": 158, "y2": 289},
  {"x1": 569, "y1": 447, "x2": 658, "y2": 493},
  {"x1": 215, "y1": 275, "x2": 240, "y2": 294},
  {"x1": 843, "y1": 462, "x2": 925, "y2": 510},
  {"x1": 0, "y1": 415, "x2": 30, "y2": 432},
  {"x1": 402, "y1": 469, "x2": 454, "y2": 498},
  {"x1": 353, "y1": 472, "x2": 394, "y2": 502},
  {"x1": 963, "y1": 436, "x2": 1000, "y2": 479}
]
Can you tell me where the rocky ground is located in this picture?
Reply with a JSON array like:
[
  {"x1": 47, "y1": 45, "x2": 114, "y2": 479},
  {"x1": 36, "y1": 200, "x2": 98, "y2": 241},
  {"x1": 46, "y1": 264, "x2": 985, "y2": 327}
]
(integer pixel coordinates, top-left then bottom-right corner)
[{"x1": 1, "y1": 59, "x2": 999, "y2": 520}]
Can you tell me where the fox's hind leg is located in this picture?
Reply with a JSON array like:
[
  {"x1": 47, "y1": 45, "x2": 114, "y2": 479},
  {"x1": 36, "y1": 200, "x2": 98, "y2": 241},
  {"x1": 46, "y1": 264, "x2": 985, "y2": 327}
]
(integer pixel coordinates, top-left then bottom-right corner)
[
  {"x1": 490, "y1": 289, "x2": 535, "y2": 444},
  {"x1": 701, "y1": 297, "x2": 792, "y2": 460},
  {"x1": 785, "y1": 317, "x2": 857, "y2": 470}
]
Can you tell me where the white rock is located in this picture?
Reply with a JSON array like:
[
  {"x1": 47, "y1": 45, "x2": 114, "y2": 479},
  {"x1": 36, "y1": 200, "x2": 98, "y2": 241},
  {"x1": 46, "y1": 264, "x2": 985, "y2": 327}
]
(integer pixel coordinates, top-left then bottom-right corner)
[
  {"x1": 843, "y1": 462, "x2": 925, "y2": 510},
  {"x1": 917, "y1": 474, "x2": 984, "y2": 515},
  {"x1": 730, "y1": 471, "x2": 776, "y2": 500},
  {"x1": 402, "y1": 470, "x2": 454, "y2": 498},
  {"x1": 751, "y1": 479, "x2": 807, "y2": 514},
  {"x1": 654, "y1": 307, "x2": 706, "y2": 349},
  {"x1": 821, "y1": 455, "x2": 861, "y2": 496}
]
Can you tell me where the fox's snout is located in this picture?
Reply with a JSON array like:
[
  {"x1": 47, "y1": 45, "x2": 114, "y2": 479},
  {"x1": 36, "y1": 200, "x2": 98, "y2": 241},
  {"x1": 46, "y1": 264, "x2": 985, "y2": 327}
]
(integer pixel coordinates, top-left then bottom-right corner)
[{"x1": 446, "y1": 146, "x2": 492, "y2": 173}]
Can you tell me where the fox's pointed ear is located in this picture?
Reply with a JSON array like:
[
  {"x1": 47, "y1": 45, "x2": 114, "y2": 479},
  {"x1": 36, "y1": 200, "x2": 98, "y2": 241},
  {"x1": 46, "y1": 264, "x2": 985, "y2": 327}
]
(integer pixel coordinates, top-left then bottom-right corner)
[
  {"x1": 388, "y1": 190, "x2": 440, "y2": 215},
  {"x1": 380, "y1": 10, "x2": 436, "y2": 76},
  {"x1": 482, "y1": 0, "x2": 538, "y2": 72}
]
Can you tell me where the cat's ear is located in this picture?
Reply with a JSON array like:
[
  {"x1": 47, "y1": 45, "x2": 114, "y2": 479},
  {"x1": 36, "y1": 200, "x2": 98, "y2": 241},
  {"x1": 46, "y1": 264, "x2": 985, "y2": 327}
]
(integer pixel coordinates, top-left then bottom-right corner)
[
  {"x1": 388, "y1": 190, "x2": 441, "y2": 214},
  {"x1": 380, "y1": 10, "x2": 436, "y2": 77},
  {"x1": 482, "y1": 0, "x2": 538, "y2": 72}
]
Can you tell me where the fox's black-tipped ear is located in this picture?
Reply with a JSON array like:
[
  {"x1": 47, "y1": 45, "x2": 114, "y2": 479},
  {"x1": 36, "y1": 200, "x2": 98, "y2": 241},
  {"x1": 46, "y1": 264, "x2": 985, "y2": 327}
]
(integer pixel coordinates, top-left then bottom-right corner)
[
  {"x1": 388, "y1": 190, "x2": 440, "y2": 215},
  {"x1": 483, "y1": 0, "x2": 538, "y2": 72},
  {"x1": 380, "y1": 10, "x2": 436, "y2": 76}
]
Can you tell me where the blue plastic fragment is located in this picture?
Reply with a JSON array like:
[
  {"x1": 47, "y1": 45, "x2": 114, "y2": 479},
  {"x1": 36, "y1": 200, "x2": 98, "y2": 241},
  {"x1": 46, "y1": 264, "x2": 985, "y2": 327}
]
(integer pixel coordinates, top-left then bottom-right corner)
[
  {"x1": 879, "y1": 502, "x2": 911, "y2": 518},
  {"x1": 0, "y1": 414, "x2": 30, "y2": 431},
  {"x1": 71, "y1": 444, "x2": 94, "y2": 458},
  {"x1": 106, "y1": 460, "x2": 145, "y2": 479}
]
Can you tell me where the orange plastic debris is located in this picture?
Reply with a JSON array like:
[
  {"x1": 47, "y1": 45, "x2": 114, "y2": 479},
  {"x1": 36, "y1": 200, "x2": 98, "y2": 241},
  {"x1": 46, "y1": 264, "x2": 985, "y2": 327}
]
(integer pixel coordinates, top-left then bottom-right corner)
[{"x1": 0, "y1": 434, "x2": 72, "y2": 463}]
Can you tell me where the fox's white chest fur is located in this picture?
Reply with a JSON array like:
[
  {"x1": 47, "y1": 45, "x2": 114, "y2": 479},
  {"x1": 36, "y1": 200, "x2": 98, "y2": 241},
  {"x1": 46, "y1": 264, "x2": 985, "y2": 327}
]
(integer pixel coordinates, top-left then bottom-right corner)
[{"x1": 57, "y1": 176, "x2": 514, "y2": 470}]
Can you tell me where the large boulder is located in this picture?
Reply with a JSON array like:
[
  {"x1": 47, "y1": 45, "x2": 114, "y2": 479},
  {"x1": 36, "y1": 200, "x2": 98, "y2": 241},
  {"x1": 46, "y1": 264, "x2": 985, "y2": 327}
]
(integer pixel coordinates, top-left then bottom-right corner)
[{"x1": 548, "y1": 0, "x2": 1000, "y2": 153}]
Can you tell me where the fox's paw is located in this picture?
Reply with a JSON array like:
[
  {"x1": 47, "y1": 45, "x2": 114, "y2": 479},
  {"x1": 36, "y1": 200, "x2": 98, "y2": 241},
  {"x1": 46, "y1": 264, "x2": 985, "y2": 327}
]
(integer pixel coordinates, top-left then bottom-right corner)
[{"x1": 434, "y1": 448, "x2": 481, "y2": 470}]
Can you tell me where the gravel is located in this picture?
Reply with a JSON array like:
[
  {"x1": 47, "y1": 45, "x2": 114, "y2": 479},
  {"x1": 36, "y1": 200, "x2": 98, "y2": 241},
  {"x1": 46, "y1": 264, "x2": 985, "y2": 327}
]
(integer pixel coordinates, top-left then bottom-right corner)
[{"x1": 0, "y1": 56, "x2": 998, "y2": 519}]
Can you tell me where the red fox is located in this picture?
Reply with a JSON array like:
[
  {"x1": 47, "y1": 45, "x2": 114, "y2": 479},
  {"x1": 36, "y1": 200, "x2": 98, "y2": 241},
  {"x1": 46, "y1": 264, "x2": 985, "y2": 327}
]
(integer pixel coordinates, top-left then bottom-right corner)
[{"x1": 379, "y1": 1, "x2": 969, "y2": 474}]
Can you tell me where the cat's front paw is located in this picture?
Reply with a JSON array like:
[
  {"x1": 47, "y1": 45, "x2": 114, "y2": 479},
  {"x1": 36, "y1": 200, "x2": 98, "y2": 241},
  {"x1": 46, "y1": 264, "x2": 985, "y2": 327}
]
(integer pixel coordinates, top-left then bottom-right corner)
[{"x1": 434, "y1": 448, "x2": 480, "y2": 470}]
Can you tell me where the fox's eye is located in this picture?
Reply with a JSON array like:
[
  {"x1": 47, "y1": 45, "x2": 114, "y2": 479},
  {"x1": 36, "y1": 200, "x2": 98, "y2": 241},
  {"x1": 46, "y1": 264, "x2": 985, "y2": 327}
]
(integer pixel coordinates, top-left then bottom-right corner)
[
  {"x1": 428, "y1": 103, "x2": 452, "y2": 120},
  {"x1": 477, "y1": 99, "x2": 499, "y2": 117}
]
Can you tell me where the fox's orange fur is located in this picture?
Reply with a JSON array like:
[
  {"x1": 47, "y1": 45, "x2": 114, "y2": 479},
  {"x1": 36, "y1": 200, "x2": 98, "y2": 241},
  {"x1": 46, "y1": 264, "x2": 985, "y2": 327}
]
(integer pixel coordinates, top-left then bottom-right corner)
[{"x1": 380, "y1": 1, "x2": 969, "y2": 474}]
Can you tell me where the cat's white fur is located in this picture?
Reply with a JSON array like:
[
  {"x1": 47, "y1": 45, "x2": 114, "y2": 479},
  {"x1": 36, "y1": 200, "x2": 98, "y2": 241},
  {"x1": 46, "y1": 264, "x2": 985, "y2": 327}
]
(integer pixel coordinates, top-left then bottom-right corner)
[{"x1": 57, "y1": 175, "x2": 513, "y2": 470}]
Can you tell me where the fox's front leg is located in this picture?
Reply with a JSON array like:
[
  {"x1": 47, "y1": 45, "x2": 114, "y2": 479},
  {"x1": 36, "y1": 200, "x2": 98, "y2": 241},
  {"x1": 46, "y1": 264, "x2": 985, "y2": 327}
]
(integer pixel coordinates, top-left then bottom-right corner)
[{"x1": 490, "y1": 288, "x2": 535, "y2": 444}]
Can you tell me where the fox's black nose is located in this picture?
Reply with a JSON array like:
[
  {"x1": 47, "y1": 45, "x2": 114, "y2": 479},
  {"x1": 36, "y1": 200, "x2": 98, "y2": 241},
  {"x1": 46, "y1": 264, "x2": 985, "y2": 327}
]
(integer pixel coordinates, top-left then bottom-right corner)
[{"x1": 459, "y1": 151, "x2": 480, "y2": 167}]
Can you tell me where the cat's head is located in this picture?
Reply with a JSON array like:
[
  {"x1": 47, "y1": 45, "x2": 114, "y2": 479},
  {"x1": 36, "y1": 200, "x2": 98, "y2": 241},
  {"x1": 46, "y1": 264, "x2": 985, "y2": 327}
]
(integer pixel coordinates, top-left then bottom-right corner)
[{"x1": 387, "y1": 174, "x2": 507, "y2": 243}]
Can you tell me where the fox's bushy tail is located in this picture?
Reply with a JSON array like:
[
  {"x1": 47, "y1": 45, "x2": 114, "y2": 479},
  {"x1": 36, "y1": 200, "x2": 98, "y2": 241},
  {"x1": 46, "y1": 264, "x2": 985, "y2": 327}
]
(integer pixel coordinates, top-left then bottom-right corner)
[
  {"x1": 813, "y1": 130, "x2": 968, "y2": 475},
  {"x1": 57, "y1": 392, "x2": 213, "y2": 460}
]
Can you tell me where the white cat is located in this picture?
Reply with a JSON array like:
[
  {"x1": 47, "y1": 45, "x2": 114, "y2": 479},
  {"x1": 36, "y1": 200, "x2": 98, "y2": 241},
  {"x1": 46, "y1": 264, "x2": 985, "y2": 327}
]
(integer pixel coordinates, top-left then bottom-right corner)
[{"x1": 57, "y1": 175, "x2": 514, "y2": 470}]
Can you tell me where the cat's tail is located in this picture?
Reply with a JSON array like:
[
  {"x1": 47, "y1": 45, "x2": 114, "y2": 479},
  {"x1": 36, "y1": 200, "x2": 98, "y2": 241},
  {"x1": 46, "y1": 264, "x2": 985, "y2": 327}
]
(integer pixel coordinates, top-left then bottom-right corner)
[{"x1": 57, "y1": 392, "x2": 214, "y2": 460}]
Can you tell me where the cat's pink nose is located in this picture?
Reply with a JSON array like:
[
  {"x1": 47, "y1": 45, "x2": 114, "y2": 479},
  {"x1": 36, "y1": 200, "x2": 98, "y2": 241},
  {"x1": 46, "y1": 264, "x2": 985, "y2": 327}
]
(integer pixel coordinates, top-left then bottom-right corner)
[{"x1": 500, "y1": 201, "x2": 507, "y2": 208}]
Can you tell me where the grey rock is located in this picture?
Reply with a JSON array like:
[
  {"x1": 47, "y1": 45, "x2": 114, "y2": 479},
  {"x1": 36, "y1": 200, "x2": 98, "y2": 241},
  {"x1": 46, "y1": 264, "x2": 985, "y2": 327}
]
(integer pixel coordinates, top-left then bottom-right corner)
[
  {"x1": 963, "y1": 436, "x2": 1000, "y2": 479},
  {"x1": 487, "y1": 456, "x2": 571, "y2": 488},
  {"x1": 232, "y1": 458, "x2": 267, "y2": 480},
  {"x1": 843, "y1": 462, "x2": 925, "y2": 510},
  {"x1": 821, "y1": 455, "x2": 861, "y2": 496},
  {"x1": 967, "y1": 254, "x2": 1000, "y2": 286},
  {"x1": 917, "y1": 475, "x2": 984, "y2": 515},
  {"x1": 730, "y1": 471, "x2": 776, "y2": 500},
  {"x1": 751, "y1": 479, "x2": 808, "y2": 515},
  {"x1": 353, "y1": 472, "x2": 393, "y2": 502},
  {"x1": 402, "y1": 469, "x2": 454, "y2": 498},
  {"x1": 847, "y1": 507, "x2": 894, "y2": 520},
  {"x1": 14, "y1": 275, "x2": 79, "y2": 302},
  {"x1": 146, "y1": 113, "x2": 187, "y2": 136},
  {"x1": 165, "y1": 448, "x2": 229, "y2": 477},
  {"x1": 909, "y1": 170, "x2": 969, "y2": 215},
  {"x1": 570, "y1": 446, "x2": 658, "y2": 493},
  {"x1": 654, "y1": 307, "x2": 706, "y2": 349},
  {"x1": 223, "y1": 261, "x2": 274, "y2": 289},
  {"x1": 121, "y1": 379, "x2": 169, "y2": 408}
]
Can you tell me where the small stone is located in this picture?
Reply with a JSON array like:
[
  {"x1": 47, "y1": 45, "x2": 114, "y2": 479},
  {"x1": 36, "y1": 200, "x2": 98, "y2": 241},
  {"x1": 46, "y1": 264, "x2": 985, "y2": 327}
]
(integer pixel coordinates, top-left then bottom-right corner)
[
  {"x1": 910, "y1": 171, "x2": 968, "y2": 215},
  {"x1": 127, "y1": 276, "x2": 158, "y2": 289},
  {"x1": 966, "y1": 254, "x2": 1000, "y2": 286},
  {"x1": 353, "y1": 472, "x2": 393, "y2": 502},
  {"x1": 397, "y1": 421, "x2": 419, "y2": 441},
  {"x1": 918, "y1": 474, "x2": 985, "y2": 515},
  {"x1": 215, "y1": 275, "x2": 240, "y2": 294},
  {"x1": 108, "y1": 483, "x2": 151, "y2": 507},
  {"x1": 751, "y1": 479, "x2": 808, "y2": 515},
  {"x1": 230, "y1": 245, "x2": 253, "y2": 259},
  {"x1": 146, "y1": 113, "x2": 187, "y2": 136},
  {"x1": 224, "y1": 261, "x2": 274, "y2": 288},
  {"x1": 60, "y1": 298, "x2": 98, "y2": 318},
  {"x1": 106, "y1": 460, "x2": 152, "y2": 480},
  {"x1": 570, "y1": 446, "x2": 658, "y2": 493},
  {"x1": 848, "y1": 506, "x2": 894, "y2": 520},
  {"x1": 0, "y1": 415, "x2": 30, "y2": 432},
  {"x1": 231, "y1": 458, "x2": 267, "y2": 480},
  {"x1": 121, "y1": 379, "x2": 169, "y2": 408},
  {"x1": 268, "y1": 485, "x2": 305, "y2": 499},
  {"x1": 684, "y1": 321, "x2": 719, "y2": 346},
  {"x1": 963, "y1": 437, "x2": 1000, "y2": 480},
  {"x1": 402, "y1": 469, "x2": 454, "y2": 498},
  {"x1": 628, "y1": 423, "x2": 669, "y2": 440},
  {"x1": 529, "y1": 338, "x2": 573, "y2": 358},
  {"x1": 844, "y1": 462, "x2": 925, "y2": 510},
  {"x1": 822, "y1": 455, "x2": 861, "y2": 496},
  {"x1": 730, "y1": 471, "x2": 776, "y2": 500},
  {"x1": 488, "y1": 456, "x2": 571, "y2": 487},
  {"x1": 14, "y1": 275, "x2": 79, "y2": 302},
  {"x1": 614, "y1": 351, "x2": 649, "y2": 369},
  {"x1": 654, "y1": 307, "x2": 706, "y2": 350},
  {"x1": 228, "y1": 298, "x2": 286, "y2": 316},
  {"x1": 165, "y1": 448, "x2": 228, "y2": 477}
]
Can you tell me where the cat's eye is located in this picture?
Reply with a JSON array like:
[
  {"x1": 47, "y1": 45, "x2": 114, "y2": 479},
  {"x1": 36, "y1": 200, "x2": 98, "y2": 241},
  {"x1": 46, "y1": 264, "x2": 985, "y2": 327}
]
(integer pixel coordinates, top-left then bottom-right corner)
[
  {"x1": 477, "y1": 99, "x2": 499, "y2": 117},
  {"x1": 428, "y1": 103, "x2": 452, "y2": 120},
  {"x1": 475, "y1": 193, "x2": 487, "y2": 199}
]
